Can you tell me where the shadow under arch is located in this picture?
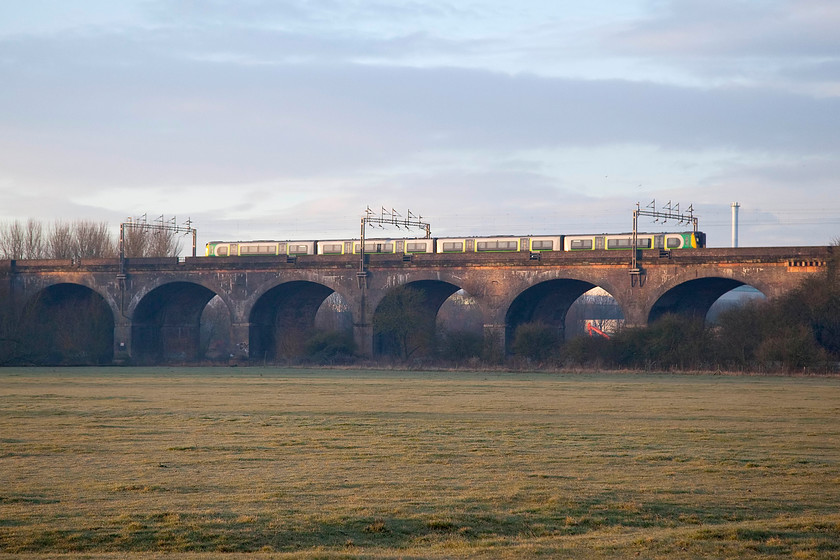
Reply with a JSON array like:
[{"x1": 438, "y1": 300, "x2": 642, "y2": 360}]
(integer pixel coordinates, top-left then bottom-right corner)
[
  {"x1": 16, "y1": 283, "x2": 114, "y2": 365},
  {"x1": 648, "y1": 278, "x2": 766, "y2": 324},
  {"x1": 132, "y1": 281, "x2": 217, "y2": 364},
  {"x1": 505, "y1": 279, "x2": 598, "y2": 353},
  {"x1": 249, "y1": 280, "x2": 336, "y2": 362},
  {"x1": 372, "y1": 279, "x2": 461, "y2": 358}
]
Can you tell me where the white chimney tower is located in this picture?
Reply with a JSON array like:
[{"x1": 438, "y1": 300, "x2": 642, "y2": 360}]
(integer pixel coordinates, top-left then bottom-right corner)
[{"x1": 731, "y1": 202, "x2": 740, "y2": 248}]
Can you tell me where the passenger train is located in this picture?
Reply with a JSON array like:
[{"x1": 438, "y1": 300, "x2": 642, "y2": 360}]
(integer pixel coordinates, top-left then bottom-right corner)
[{"x1": 205, "y1": 231, "x2": 706, "y2": 257}]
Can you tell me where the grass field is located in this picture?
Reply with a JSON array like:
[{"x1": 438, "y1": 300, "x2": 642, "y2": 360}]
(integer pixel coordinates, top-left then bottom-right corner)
[{"x1": 1, "y1": 368, "x2": 839, "y2": 559}]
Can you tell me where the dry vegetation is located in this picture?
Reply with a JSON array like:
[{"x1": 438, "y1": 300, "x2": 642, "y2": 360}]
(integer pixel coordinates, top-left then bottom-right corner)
[{"x1": 1, "y1": 368, "x2": 840, "y2": 559}]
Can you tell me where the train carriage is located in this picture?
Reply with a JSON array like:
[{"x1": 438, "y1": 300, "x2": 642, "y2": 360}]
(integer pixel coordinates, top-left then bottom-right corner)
[
  {"x1": 436, "y1": 236, "x2": 528, "y2": 253},
  {"x1": 206, "y1": 240, "x2": 316, "y2": 257},
  {"x1": 564, "y1": 232, "x2": 704, "y2": 251}
]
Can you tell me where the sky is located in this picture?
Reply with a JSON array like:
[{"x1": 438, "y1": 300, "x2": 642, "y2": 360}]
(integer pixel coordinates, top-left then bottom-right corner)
[{"x1": 1, "y1": 0, "x2": 839, "y2": 251}]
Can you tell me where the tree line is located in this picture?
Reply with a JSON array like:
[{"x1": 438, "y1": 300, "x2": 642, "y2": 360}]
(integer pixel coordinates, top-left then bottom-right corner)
[{"x1": 0, "y1": 219, "x2": 183, "y2": 260}]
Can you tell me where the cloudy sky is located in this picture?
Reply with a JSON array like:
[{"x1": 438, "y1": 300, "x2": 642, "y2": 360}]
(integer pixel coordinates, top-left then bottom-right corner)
[{"x1": 1, "y1": 0, "x2": 838, "y2": 250}]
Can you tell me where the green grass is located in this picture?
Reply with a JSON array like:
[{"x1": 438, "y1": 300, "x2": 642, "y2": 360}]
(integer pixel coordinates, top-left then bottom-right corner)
[{"x1": 1, "y1": 368, "x2": 840, "y2": 558}]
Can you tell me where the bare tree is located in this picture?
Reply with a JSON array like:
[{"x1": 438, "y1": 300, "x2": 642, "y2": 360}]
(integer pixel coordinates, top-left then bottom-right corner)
[
  {"x1": 23, "y1": 219, "x2": 45, "y2": 259},
  {"x1": 74, "y1": 221, "x2": 115, "y2": 258},
  {"x1": 0, "y1": 221, "x2": 25, "y2": 259},
  {"x1": 123, "y1": 225, "x2": 182, "y2": 257},
  {"x1": 374, "y1": 286, "x2": 435, "y2": 359},
  {"x1": 48, "y1": 221, "x2": 75, "y2": 259},
  {"x1": 149, "y1": 227, "x2": 182, "y2": 257},
  {"x1": 2, "y1": 219, "x2": 117, "y2": 259}
]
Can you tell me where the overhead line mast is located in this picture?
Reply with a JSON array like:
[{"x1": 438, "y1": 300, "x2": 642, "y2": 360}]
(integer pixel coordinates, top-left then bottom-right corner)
[
  {"x1": 630, "y1": 200, "x2": 698, "y2": 286},
  {"x1": 117, "y1": 215, "x2": 197, "y2": 317},
  {"x1": 118, "y1": 215, "x2": 197, "y2": 275},
  {"x1": 359, "y1": 206, "x2": 431, "y2": 275}
]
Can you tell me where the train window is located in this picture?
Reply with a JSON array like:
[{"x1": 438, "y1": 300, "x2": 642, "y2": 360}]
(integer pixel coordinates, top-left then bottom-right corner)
[
  {"x1": 442, "y1": 242, "x2": 464, "y2": 252},
  {"x1": 406, "y1": 242, "x2": 428, "y2": 253},
  {"x1": 531, "y1": 240, "x2": 554, "y2": 250},
  {"x1": 570, "y1": 239, "x2": 593, "y2": 250},
  {"x1": 666, "y1": 237, "x2": 682, "y2": 248},
  {"x1": 289, "y1": 244, "x2": 310, "y2": 254},
  {"x1": 607, "y1": 238, "x2": 633, "y2": 249},
  {"x1": 241, "y1": 245, "x2": 269, "y2": 255},
  {"x1": 364, "y1": 243, "x2": 394, "y2": 253},
  {"x1": 216, "y1": 246, "x2": 228, "y2": 256},
  {"x1": 607, "y1": 237, "x2": 651, "y2": 249},
  {"x1": 477, "y1": 240, "x2": 518, "y2": 251},
  {"x1": 322, "y1": 244, "x2": 343, "y2": 254}
]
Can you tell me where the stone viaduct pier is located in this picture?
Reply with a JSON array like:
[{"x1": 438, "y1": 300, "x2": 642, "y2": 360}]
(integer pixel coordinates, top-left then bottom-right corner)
[{"x1": 0, "y1": 245, "x2": 832, "y2": 364}]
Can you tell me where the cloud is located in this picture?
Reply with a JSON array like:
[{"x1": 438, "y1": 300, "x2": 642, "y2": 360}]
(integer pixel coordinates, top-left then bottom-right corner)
[
  {"x1": 1, "y1": 1, "x2": 838, "y2": 248},
  {"x1": 4, "y1": 29, "x2": 838, "y2": 175},
  {"x1": 2, "y1": 22, "x2": 839, "y2": 248},
  {"x1": 612, "y1": 0, "x2": 840, "y2": 56},
  {"x1": 604, "y1": 0, "x2": 840, "y2": 92}
]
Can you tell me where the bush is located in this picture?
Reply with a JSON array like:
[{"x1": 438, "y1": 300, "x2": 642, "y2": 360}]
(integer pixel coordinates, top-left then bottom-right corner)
[
  {"x1": 713, "y1": 300, "x2": 768, "y2": 369},
  {"x1": 437, "y1": 330, "x2": 484, "y2": 363},
  {"x1": 606, "y1": 315, "x2": 711, "y2": 370},
  {"x1": 511, "y1": 322, "x2": 562, "y2": 362},
  {"x1": 561, "y1": 335, "x2": 612, "y2": 368},
  {"x1": 755, "y1": 325, "x2": 827, "y2": 371},
  {"x1": 303, "y1": 330, "x2": 355, "y2": 363}
]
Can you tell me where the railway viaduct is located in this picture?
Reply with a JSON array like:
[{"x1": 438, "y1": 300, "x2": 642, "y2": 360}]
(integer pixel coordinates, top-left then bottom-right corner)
[{"x1": 0, "y1": 245, "x2": 832, "y2": 364}]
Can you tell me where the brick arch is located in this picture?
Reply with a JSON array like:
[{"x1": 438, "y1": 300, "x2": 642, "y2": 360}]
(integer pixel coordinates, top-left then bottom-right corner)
[
  {"x1": 503, "y1": 278, "x2": 602, "y2": 353},
  {"x1": 131, "y1": 281, "x2": 218, "y2": 364},
  {"x1": 17, "y1": 276, "x2": 120, "y2": 321},
  {"x1": 648, "y1": 277, "x2": 764, "y2": 324},
  {"x1": 371, "y1": 279, "x2": 462, "y2": 357},
  {"x1": 16, "y1": 282, "x2": 115, "y2": 365},
  {"x1": 248, "y1": 280, "x2": 339, "y2": 361}
]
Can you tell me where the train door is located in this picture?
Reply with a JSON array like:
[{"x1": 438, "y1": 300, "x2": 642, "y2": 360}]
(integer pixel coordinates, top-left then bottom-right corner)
[
  {"x1": 466, "y1": 239, "x2": 475, "y2": 252},
  {"x1": 654, "y1": 235, "x2": 665, "y2": 250},
  {"x1": 595, "y1": 237, "x2": 605, "y2": 250},
  {"x1": 396, "y1": 240, "x2": 404, "y2": 253}
]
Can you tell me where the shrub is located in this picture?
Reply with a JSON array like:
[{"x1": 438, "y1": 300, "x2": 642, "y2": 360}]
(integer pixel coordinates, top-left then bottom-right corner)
[
  {"x1": 437, "y1": 330, "x2": 484, "y2": 363},
  {"x1": 561, "y1": 335, "x2": 612, "y2": 368},
  {"x1": 303, "y1": 330, "x2": 355, "y2": 363},
  {"x1": 608, "y1": 315, "x2": 711, "y2": 370},
  {"x1": 511, "y1": 322, "x2": 562, "y2": 362},
  {"x1": 755, "y1": 325, "x2": 827, "y2": 371}
]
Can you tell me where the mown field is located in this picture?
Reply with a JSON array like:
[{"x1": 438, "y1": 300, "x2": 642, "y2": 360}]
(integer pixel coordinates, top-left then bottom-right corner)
[{"x1": 1, "y1": 368, "x2": 839, "y2": 559}]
